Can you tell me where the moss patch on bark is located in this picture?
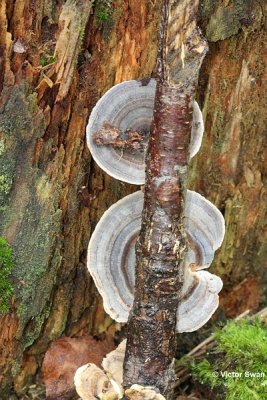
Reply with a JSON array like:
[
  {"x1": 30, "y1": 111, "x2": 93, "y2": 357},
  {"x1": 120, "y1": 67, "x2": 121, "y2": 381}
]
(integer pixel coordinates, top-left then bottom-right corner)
[
  {"x1": 0, "y1": 85, "x2": 63, "y2": 338},
  {"x1": 0, "y1": 237, "x2": 14, "y2": 313}
]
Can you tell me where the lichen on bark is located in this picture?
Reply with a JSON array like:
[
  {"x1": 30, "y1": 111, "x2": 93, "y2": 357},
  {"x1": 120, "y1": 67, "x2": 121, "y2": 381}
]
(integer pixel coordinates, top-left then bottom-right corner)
[
  {"x1": 200, "y1": 0, "x2": 263, "y2": 42},
  {"x1": 0, "y1": 1, "x2": 161, "y2": 395},
  {"x1": 0, "y1": 0, "x2": 265, "y2": 396}
]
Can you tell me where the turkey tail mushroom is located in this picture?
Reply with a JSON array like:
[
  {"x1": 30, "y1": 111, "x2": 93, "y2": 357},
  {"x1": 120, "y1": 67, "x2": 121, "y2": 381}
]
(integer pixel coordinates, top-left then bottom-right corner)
[
  {"x1": 74, "y1": 363, "x2": 120, "y2": 400},
  {"x1": 190, "y1": 101, "x2": 204, "y2": 159},
  {"x1": 86, "y1": 79, "x2": 204, "y2": 184},
  {"x1": 176, "y1": 267, "x2": 223, "y2": 332},
  {"x1": 74, "y1": 342, "x2": 166, "y2": 399},
  {"x1": 87, "y1": 191, "x2": 225, "y2": 332},
  {"x1": 125, "y1": 385, "x2": 166, "y2": 400},
  {"x1": 102, "y1": 340, "x2": 126, "y2": 388},
  {"x1": 185, "y1": 191, "x2": 225, "y2": 270},
  {"x1": 86, "y1": 80, "x2": 155, "y2": 184},
  {"x1": 87, "y1": 192, "x2": 142, "y2": 322}
]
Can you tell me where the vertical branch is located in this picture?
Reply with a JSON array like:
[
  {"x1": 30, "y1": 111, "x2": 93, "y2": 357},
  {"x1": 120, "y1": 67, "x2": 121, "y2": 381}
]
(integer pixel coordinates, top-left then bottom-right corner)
[{"x1": 123, "y1": 0, "x2": 208, "y2": 398}]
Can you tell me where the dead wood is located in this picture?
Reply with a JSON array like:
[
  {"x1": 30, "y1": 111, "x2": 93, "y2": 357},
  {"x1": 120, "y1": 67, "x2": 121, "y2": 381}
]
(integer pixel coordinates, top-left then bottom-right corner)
[
  {"x1": 93, "y1": 122, "x2": 144, "y2": 150},
  {"x1": 123, "y1": 1, "x2": 208, "y2": 398}
]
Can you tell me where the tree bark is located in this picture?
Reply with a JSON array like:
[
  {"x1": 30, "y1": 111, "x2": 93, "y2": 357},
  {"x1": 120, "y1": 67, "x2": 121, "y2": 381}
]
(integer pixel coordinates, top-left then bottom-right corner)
[
  {"x1": 0, "y1": 1, "x2": 161, "y2": 397},
  {"x1": 191, "y1": 0, "x2": 266, "y2": 319},
  {"x1": 123, "y1": 1, "x2": 208, "y2": 397},
  {"x1": 0, "y1": 0, "x2": 265, "y2": 397}
]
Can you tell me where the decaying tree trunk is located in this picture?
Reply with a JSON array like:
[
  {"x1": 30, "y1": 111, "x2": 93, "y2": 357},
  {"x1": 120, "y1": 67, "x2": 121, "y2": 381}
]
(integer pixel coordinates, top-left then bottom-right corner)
[
  {"x1": 0, "y1": 0, "x2": 265, "y2": 397},
  {"x1": 0, "y1": 1, "x2": 161, "y2": 397},
  {"x1": 192, "y1": 1, "x2": 267, "y2": 319},
  {"x1": 123, "y1": 1, "x2": 208, "y2": 397}
]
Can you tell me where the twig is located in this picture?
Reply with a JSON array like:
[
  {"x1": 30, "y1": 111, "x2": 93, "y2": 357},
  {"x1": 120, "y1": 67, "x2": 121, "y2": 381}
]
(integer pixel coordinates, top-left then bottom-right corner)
[
  {"x1": 174, "y1": 307, "x2": 267, "y2": 388},
  {"x1": 186, "y1": 309, "x2": 251, "y2": 358}
]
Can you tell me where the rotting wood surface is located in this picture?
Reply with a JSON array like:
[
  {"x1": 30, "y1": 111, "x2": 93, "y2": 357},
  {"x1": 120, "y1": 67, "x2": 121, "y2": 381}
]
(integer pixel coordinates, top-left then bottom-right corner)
[
  {"x1": 0, "y1": 0, "x2": 265, "y2": 396},
  {"x1": 123, "y1": 1, "x2": 208, "y2": 397},
  {"x1": 0, "y1": 1, "x2": 161, "y2": 396}
]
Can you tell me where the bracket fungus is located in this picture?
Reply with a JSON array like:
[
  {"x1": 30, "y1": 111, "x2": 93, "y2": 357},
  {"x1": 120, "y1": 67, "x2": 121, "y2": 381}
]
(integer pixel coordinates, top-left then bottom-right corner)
[
  {"x1": 86, "y1": 79, "x2": 204, "y2": 184},
  {"x1": 74, "y1": 363, "x2": 121, "y2": 400},
  {"x1": 74, "y1": 342, "x2": 166, "y2": 400},
  {"x1": 87, "y1": 190, "x2": 225, "y2": 332},
  {"x1": 125, "y1": 385, "x2": 166, "y2": 400},
  {"x1": 102, "y1": 340, "x2": 126, "y2": 388}
]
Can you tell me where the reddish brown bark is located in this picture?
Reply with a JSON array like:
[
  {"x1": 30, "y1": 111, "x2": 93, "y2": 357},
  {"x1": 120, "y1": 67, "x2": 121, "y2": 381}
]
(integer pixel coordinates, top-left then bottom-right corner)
[
  {"x1": 0, "y1": 1, "x2": 161, "y2": 397},
  {"x1": 123, "y1": 1, "x2": 208, "y2": 397},
  {"x1": 0, "y1": 0, "x2": 265, "y2": 397}
]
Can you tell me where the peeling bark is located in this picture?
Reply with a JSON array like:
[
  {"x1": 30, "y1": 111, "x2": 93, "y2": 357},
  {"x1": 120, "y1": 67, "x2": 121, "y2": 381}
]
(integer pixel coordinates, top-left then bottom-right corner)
[
  {"x1": 192, "y1": 0, "x2": 267, "y2": 317},
  {"x1": 123, "y1": 1, "x2": 208, "y2": 397},
  {"x1": 0, "y1": 0, "x2": 265, "y2": 396},
  {"x1": 93, "y1": 123, "x2": 144, "y2": 150},
  {"x1": 0, "y1": 1, "x2": 161, "y2": 396}
]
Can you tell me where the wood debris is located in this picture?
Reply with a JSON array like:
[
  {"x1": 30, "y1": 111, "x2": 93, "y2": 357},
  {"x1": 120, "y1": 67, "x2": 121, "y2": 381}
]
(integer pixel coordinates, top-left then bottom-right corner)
[{"x1": 93, "y1": 123, "x2": 145, "y2": 150}]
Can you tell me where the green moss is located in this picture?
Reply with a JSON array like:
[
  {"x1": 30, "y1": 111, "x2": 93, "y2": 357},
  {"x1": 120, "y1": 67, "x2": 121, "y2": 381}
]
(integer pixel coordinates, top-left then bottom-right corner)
[
  {"x1": 96, "y1": 1, "x2": 115, "y2": 24},
  {"x1": 11, "y1": 359, "x2": 21, "y2": 378},
  {"x1": 0, "y1": 237, "x2": 14, "y2": 313},
  {"x1": 189, "y1": 319, "x2": 267, "y2": 400},
  {"x1": 0, "y1": 173, "x2": 13, "y2": 196},
  {"x1": 40, "y1": 51, "x2": 57, "y2": 67},
  {"x1": 190, "y1": 359, "x2": 219, "y2": 387},
  {"x1": 0, "y1": 85, "x2": 64, "y2": 347}
]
